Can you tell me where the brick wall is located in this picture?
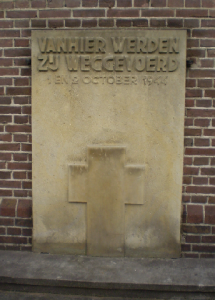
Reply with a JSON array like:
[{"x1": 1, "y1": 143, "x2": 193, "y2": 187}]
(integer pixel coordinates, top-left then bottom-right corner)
[{"x1": 0, "y1": 0, "x2": 215, "y2": 257}]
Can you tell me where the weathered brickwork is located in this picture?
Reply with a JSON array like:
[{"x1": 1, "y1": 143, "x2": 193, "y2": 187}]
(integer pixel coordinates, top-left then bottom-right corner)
[{"x1": 0, "y1": 0, "x2": 215, "y2": 257}]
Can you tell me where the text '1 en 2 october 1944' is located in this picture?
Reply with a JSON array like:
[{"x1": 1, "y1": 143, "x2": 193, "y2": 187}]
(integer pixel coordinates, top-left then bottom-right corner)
[{"x1": 37, "y1": 36, "x2": 180, "y2": 73}]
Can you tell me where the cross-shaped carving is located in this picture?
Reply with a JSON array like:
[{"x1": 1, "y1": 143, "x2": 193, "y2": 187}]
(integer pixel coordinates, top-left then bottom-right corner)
[{"x1": 68, "y1": 146, "x2": 145, "y2": 257}]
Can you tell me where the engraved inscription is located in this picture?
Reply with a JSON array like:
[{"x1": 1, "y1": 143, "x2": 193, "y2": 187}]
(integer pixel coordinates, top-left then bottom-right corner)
[{"x1": 37, "y1": 36, "x2": 180, "y2": 73}]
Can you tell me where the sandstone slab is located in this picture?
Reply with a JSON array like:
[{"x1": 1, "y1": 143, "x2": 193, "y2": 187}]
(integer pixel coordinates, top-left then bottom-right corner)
[{"x1": 32, "y1": 29, "x2": 186, "y2": 257}]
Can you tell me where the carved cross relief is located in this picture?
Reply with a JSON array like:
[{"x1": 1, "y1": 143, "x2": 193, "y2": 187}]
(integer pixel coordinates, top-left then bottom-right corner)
[{"x1": 68, "y1": 146, "x2": 145, "y2": 257}]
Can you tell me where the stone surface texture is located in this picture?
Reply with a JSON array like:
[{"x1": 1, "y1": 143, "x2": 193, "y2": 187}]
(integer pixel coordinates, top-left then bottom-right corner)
[
  {"x1": 32, "y1": 29, "x2": 186, "y2": 257},
  {"x1": 0, "y1": 250, "x2": 215, "y2": 297}
]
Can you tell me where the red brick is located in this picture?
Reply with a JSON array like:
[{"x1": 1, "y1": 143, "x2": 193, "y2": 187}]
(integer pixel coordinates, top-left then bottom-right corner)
[
  {"x1": 7, "y1": 10, "x2": 37, "y2": 18},
  {"x1": 0, "y1": 39, "x2": 13, "y2": 47},
  {"x1": 196, "y1": 100, "x2": 212, "y2": 108},
  {"x1": 99, "y1": 19, "x2": 114, "y2": 27},
  {"x1": 65, "y1": 0, "x2": 80, "y2": 7},
  {"x1": 193, "y1": 157, "x2": 209, "y2": 165},
  {"x1": 39, "y1": 10, "x2": 71, "y2": 18},
  {"x1": 167, "y1": 19, "x2": 183, "y2": 27},
  {"x1": 5, "y1": 48, "x2": 31, "y2": 57},
  {"x1": 205, "y1": 90, "x2": 215, "y2": 98},
  {"x1": 15, "y1": 20, "x2": 30, "y2": 28},
  {"x1": 205, "y1": 205, "x2": 215, "y2": 224},
  {"x1": 22, "y1": 228, "x2": 32, "y2": 236},
  {"x1": 186, "y1": 79, "x2": 196, "y2": 88},
  {"x1": 14, "y1": 39, "x2": 30, "y2": 48},
  {"x1": 48, "y1": 19, "x2": 64, "y2": 28},
  {"x1": 14, "y1": 78, "x2": 29, "y2": 86},
  {"x1": 201, "y1": 167, "x2": 215, "y2": 176},
  {"x1": 0, "y1": 68, "x2": 19, "y2": 76},
  {"x1": 14, "y1": 115, "x2": 29, "y2": 124},
  {"x1": 200, "y1": 39, "x2": 215, "y2": 47},
  {"x1": 15, "y1": 1, "x2": 29, "y2": 8},
  {"x1": 13, "y1": 172, "x2": 27, "y2": 179},
  {"x1": 0, "y1": 236, "x2": 27, "y2": 244},
  {"x1": 176, "y1": 9, "x2": 208, "y2": 17},
  {"x1": 134, "y1": 0, "x2": 149, "y2": 6},
  {"x1": 15, "y1": 218, "x2": 32, "y2": 227},
  {"x1": 31, "y1": 0, "x2": 46, "y2": 8},
  {"x1": 142, "y1": 9, "x2": 174, "y2": 17},
  {"x1": 184, "y1": 19, "x2": 200, "y2": 28},
  {"x1": 116, "y1": 19, "x2": 131, "y2": 27},
  {"x1": 6, "y1": 125, "x2": 31, "y2": 133},
  {"x1": 187, "y1": 109, "x2": 215, "y2": 118},
  {"x1": 0, "y1": 134, "x2": 12, "y2": 142},
  {"x1": 208, "y1": 49, "x2": 215, "y2": 58},
  {"x1": 0, "y1": 115, "x2": 12, "y2": 123},
  {"x1": 187, "y1": 205, "x2": 203, "y2": 224},
  {"x1": 151, "y1": 0, "x2": 166, "y2": 7},
  {"x1": 0, "y1": 172, "x2": 10, "y2": 179},
  {"x1": 17, "y1": 200, "x2": 32, "y2": 218},
  {"x1": 0, "y1": 1, "x2": 14, "y2": 9},
  {"x1": 48, "y1": 0, "x2": 64, "y2": 7},
  {"x1": 0, "y1": 153, "x2": 11, "y2": 161},
  {"x1": 65, "y1": 19, "x2": 81, "y2": 27},
  {"x1": 0, "y1": 180, "x2": 21, "y2": 188},
  {"x1": 31, "y1": 19, "x2": 46, "y2": 27},
  {"x1": 204, "y1": 129, "x2": 215, "y2": 136},
  {"x1": 74, "y1": 9, "x2": 105, "y2": 17},
  {"x1": 107, "y1": 8, "x2": 139, "y2": 18},
  {"x1": 185, "y1": 0, "x2": 200, "y2": 7},
  {"x1": 21, "y1": 144, "x2": 32, "y2": 151},
  {"x1": 22, "y1": 106, "x2": 31, "y2": 114},
  {"x1": 202, "y1": 0, "x2": 215, "y2": 7},
  {"x1": 8, "y1": 162, "x2": 31, "y2": 170},
  {"x1": 0, "y1": 58, "x2": 13, "y2": 66},
  {"x1": 7, "y1": 227, "x2": 21, "y2": 235},
  {"x1": 21, "y1": 29, "x2": 32, "y2": 37},
  {"x1": 186, "y1": 89, "x2": 202, "y2": 97},
  {"x1": 183, "y1": 176, "x2": 191, "y2": 184},
  {"x1": 168, "y1": 0, "x2": 183, "y2": 6},
  {"x1": 198, "y1": 79, "x2": 212, "y2": 88},
  {"x1": 14, "y1": 153, "x2": 28, "y2": 161},
  {"x1": 181, "y1": 244, "x2": 191, "y2": 251},
  {"x1": 133, "y1": 19, "x2": 148, "y2": 27},
  {"x1": 117, "y1": 0, "x2": 132, "y2": 7},
  {"x1": 193, "y1": 245, "x2": 215, "y2": 252},
  {"x1": 6, "y1": 87, "x2": 31, "y2": 96},
  {"x1": 21, "y1": 68, "x2": 31, "y2": 76},
  {"x1": 187, "y1": 49, "x2": 205, "y2": 58},
  {"x1": 193, "y1": 29, "x2": 215, "y2": 38},
  {"x1": 211, "y1": 158, "x2": 215, "y2": 165},
  {"x1": 82, "y1": 19, "x2": 97, "y2": 27},
  {"x1": 14, "y1": 134, "x2": 28, "y2": 142},
  {"x1": 184, "y1": 157, "x2": 192, "y2": 165},
  {"x1": 193, "y1": 177, "x2": 208, "y2": 185},
  {"x1": 150, "y1": 19, "x2": 166, "y2": 27},
  {"x1": 14, "y1": 97, "x2": 29, "y2": 105},
  {"x1": 14, "y1": 190, "x2": 28, "y2": 197},
  {"x1": 0, "y1": 20, "x2": 13, "y2": 28},
  {"x1": 0, "y1": 143, "x2": 20, "y2": 151},
  {"x1": 191, "y1": 196, "x2": 207, "y2": 203},
  {"x1": 0, "y1": 199, "x2": 16, "y2": 217},
  {"x1": 183, "y1": 167, "x2": 199, "y2": 175},
  {"x1": 83, "y1": 0, "x2": 98, "y2": 6},
  {"x1": 184, "y1": 128, "x2": 201, "y2": 136},
  {"x1": 185, "y1": 235, "x2": 201, "y2": 243},
  {"x1": 186, "y1": 186, "x2": 215, "y2": 194}
]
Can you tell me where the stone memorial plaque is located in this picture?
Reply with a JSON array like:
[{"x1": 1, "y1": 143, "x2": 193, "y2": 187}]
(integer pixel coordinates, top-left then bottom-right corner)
[{"x1": 32, "y1": 29, "x2": 186, "y2": 258}]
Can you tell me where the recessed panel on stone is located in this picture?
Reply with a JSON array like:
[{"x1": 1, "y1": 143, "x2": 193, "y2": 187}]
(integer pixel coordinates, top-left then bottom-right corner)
[{"x1": 32, "y1": 29, "x2": 186, "y2": 258}]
